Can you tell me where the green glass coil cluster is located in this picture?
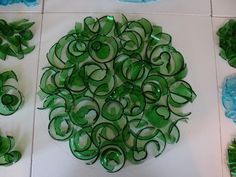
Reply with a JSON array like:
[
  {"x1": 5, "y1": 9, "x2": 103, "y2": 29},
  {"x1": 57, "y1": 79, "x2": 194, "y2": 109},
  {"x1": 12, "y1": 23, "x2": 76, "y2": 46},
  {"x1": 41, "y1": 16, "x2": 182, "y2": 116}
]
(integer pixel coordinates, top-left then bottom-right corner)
[
  {"x1": 0, "y1": 135, "x2": 21, "y2": 166},
  {"x1": 0, "y1": 19, "x2": 35, "y2": 60},
  {"x1": 217, "y1": 19, "x2": 236, "y2": 68},
  {"x1": 0, "y1": 71, "x2": 23, "y2": 116},
  {"x1": 39, "y1": 15, "x2": 196, "y2": 172}
]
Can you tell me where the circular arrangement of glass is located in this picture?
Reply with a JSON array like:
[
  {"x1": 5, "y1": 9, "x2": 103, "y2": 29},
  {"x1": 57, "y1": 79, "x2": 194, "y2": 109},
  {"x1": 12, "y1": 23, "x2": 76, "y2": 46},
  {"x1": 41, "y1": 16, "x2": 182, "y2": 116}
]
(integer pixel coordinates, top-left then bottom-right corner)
[
  {"x1": 217, "y1": 19, "x2": 236, "y2": 68},
  {"x1": 0, "y1": 135, "x2": 21, "y2": 166},
  {"x1": 39, "y1": 15, "x2": 196, "y2": 172},
  {"x1": 0, "y1": 71, "x2": 23, "y2": 116}
]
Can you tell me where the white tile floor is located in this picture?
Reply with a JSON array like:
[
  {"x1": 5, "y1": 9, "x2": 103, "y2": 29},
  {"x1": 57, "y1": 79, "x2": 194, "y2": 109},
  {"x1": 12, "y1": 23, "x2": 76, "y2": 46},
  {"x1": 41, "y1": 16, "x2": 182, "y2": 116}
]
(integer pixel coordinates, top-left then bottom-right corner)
[
  {"x1": 0, "y1": 1, "x2": 235, "y2": 177},
  {"x1": 44, "y1": 0, "x2": 211, "y2": 15},
  {"x1": 212, "y1": 0, "x2": 236, "y2": 17}
]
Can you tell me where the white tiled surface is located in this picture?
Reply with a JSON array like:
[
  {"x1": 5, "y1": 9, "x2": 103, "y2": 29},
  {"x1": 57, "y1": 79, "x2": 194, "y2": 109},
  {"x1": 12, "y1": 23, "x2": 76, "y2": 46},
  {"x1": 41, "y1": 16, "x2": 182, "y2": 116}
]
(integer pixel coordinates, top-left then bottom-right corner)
[
  {"x1": 212, "y1": 0, "x2": 236, "y2": 17},
  {"x1": 0, "y1": 1, "x2": 235, "y2": 177},
  {"x1": 44, "y1": 0, "x2": 211, "y2": 15}
]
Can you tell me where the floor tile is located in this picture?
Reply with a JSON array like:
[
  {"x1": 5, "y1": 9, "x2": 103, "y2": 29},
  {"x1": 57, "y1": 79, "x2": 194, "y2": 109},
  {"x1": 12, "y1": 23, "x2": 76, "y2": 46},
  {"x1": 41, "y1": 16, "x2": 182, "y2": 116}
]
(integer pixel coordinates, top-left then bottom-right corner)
[
  {"x1": 212, "y1": 0, "x2": 236, "y2": 17},
  {"x1": 44, "y1": 0, "x2": 211, "y2": 15},
  {"x1": 32, "y1": 13, "x2": 221, "y2": 177}
]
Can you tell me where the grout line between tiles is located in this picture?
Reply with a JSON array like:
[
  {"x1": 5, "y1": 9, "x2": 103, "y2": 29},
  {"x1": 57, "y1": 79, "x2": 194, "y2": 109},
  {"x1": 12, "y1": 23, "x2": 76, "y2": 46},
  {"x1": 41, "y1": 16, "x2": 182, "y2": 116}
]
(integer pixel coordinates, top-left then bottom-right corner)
[
  {"x1": 212, "y1": 15, "x2": 236, "y2": 18},
  {"x1": 29, "y1": 13, "x2": 44, "y2": 177},
  {"x1": 42, "y1": 0, "x2": 45, "y2": 14},
  {"x1": 41, "y1": 11, "x2": 212, "y2": 17},
  {"x1": 210, "y1": 0, "x2": 213, "y2": 17},
  {"x1": 210, "y1": 17, "x2": 224, "y2": 177}
]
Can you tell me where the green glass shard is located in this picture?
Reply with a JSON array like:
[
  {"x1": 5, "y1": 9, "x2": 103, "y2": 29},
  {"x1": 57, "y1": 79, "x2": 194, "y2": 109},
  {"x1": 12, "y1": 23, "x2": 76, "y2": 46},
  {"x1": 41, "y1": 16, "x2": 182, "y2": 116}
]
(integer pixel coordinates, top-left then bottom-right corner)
[
  {"x1": 0, "y1": 18, "x2": 35, "y2": 60},
  {"x1": 228, "y1": 138, "x2": 236, "y2": 177},
  {"x1": 217, "y1": 19, "x2": 236, "y2": 68}
]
